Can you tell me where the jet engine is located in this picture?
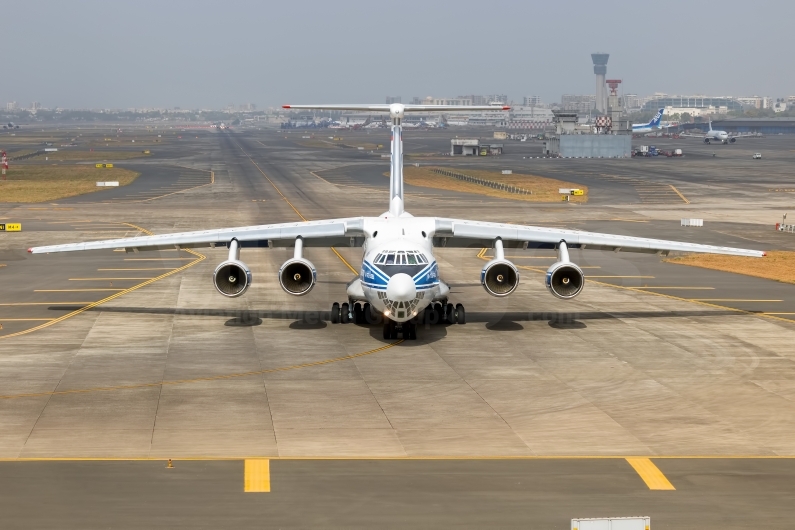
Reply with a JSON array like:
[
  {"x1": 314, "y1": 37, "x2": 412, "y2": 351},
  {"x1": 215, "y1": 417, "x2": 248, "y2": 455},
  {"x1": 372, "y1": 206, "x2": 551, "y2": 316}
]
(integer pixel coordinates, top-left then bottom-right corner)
[
  {"x1": 213, "y1": 239, "x2": 251, "y2": 297},
  {"x1": 481, "y1": 238, "x2": 519, "y2": 297},
  {"x1": 545, "y1": 241, "x2": 584, "y2": 300},
  {"x1": 278, "y1": 236, "x2": 316, "y2": 296},
  {"x1": 704, "y1": 138, "x2": 710, "y2": 144},
  {"x1": 213, "y1": 259, "x2": 252, "y2": 297},
  {"x1": 279, "y1": 258, "x2": 316, "y2": 295},
  {"x1": 730, "y1": 137, "x2": 736, "y2": 143}
]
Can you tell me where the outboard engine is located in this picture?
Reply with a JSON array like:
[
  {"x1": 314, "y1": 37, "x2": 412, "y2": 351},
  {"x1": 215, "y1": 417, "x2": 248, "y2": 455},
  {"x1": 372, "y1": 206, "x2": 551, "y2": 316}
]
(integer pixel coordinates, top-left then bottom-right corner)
[
  {"x1": 278, "y1": 236, "x2": 316, "y2": 296},
  {"x1": 730, "y1": 137, "x2": 736, "y2": 143},
  {"x1": 213, "y1": 239, "x2": 252, "y2": 297},
  {"x1": 545, "y1": 241, "x2": 584, "y2": 300},
  {"x1": 481, "y1": 238, "x2": 519, "y2": 297}
]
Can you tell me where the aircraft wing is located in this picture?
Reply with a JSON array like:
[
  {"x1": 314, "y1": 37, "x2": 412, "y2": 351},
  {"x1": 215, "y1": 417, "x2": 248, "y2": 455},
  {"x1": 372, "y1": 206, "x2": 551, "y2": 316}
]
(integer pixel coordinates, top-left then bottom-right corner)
[
  {"x1": 284, "y1": 104, "x2": 509, "y2": 113},
  {"x1": 434, "y1": 218, "x2": 766, "y2": 257},
  {"x1": 28, "y1": 218, "x2": 366, "y2": 254}
]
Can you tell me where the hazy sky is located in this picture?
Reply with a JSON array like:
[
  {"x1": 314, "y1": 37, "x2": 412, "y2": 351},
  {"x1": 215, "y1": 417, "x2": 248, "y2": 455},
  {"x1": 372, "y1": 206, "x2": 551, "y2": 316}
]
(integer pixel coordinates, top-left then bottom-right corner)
[{"x1": 4, "y1": 0, "x2": 793, "y2": 109}]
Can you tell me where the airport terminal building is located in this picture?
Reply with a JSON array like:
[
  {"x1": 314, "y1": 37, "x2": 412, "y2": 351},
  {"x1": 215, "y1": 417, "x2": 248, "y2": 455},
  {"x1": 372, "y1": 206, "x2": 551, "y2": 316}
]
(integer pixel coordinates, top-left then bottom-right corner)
[{"x1": 641, "y1": 95, "x2": 744, "y2": 114}]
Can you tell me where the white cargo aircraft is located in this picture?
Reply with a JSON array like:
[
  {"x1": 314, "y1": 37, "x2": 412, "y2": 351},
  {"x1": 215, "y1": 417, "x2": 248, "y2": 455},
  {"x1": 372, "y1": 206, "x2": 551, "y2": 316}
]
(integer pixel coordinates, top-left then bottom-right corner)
[{"x1": 29, "y1": 103, "x2": 765, "y2": 340}]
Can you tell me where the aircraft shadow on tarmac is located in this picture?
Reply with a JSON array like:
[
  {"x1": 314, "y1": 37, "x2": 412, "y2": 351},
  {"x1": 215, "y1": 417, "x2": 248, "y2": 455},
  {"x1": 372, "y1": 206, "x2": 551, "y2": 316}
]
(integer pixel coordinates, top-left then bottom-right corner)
[{"x1": 51, "y1": 305, "x2": 740, "y2": 336}]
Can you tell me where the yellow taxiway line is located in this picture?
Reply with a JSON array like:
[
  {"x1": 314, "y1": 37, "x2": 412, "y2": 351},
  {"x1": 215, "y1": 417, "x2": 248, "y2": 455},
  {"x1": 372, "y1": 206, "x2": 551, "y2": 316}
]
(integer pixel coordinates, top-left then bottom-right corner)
[
  {"x1": 669, "y1": 184, "x2": 690, "y2": 204},
  {"x1": 237, "y1": 140, "x2": 358, "y2": 278},
  {"x1": 626, "y1": 458, "x2": 676, "y2": 490},
  {"x1": 244, "y1": 459, "x2": 271, "y2": 493},
  {"x1": 69, "y1": 278, "x2": 155, "y2": 281},
  {"x1": 0, "y1": 224, "x2": 205, "y2": 340},
  {"x1": 34, "y1": 289, "x2": 125, "y2": 292},
  {"x1": 98, "y1": 268, "x2": 177, "y2": 271},
  {"x1": 2, "y1": 454, "x2": 794, "y2": 462}
]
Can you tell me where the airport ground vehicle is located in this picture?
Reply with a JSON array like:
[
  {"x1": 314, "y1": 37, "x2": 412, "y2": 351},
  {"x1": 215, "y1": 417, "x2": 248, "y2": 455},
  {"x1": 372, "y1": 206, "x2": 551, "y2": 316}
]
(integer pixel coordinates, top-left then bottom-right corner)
[{"x1": 753, "y1": 153, "x2": 762, "y2": 159}]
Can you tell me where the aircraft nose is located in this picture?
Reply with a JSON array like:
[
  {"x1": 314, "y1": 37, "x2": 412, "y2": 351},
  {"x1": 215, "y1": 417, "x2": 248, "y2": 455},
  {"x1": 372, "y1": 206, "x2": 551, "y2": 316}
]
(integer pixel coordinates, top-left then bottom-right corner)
[{"x1": 386, "y1": 273, "x2": 416, "y2": 302}]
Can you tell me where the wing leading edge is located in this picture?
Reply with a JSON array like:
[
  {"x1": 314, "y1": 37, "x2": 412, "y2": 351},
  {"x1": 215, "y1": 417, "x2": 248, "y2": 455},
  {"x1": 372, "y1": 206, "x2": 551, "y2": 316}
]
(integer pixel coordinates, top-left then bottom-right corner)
[
  {"x1": 435, "y1": 218, "x2": 765, "y2": 257},
  {"x1": 28, "y1": 218, "x2": 366, "y2": 254}
]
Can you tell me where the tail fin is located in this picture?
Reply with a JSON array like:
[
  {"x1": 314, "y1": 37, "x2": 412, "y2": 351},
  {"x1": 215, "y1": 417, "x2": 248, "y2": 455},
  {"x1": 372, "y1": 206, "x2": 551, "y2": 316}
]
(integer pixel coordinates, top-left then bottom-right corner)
[
  {"x1": 708, "y1": 120, "x2": 713, "y2": 132},
  {"x1": 389, "y1": 123, "x2": 404, "y2": 216},
  {"x1": 650, "y1": 108, "x2": 664, "y2": 127}
]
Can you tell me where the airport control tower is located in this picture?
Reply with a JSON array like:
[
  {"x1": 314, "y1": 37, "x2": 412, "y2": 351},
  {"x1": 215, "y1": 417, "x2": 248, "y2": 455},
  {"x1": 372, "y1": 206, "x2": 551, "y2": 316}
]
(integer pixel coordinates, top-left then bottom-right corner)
[{"x1": 591, "y1": 53, "x2": 609, "y2": 113}]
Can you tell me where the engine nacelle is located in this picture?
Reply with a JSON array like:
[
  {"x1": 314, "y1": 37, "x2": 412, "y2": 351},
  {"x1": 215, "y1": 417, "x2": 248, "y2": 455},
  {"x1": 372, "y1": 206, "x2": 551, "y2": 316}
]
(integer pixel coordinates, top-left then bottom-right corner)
[
  {"x1": 279, "y1": 258, "x2": 317, "y2": 296},
  {"x1": 704, "y1": 138, "x2": 710, "y2": 143},
  {"x1": 730, "y1": 137, "x2": 736, "y2": 143},
  {"x1": 545, "y1": 261, "x2": 584, "y2": 300},
  {"x1": 481, "y1": 259, "x2": 519, "y2": 297},
  {"x1": 213, "y1": 260, "x2": 252, "y2": 298}
]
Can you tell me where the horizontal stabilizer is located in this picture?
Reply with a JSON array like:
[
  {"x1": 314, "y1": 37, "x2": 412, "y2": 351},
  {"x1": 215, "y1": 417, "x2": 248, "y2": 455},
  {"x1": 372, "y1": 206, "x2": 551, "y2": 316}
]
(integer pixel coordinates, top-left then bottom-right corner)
[{"x1": 283, "y1": 104, "x2": 509, "y2": 113}]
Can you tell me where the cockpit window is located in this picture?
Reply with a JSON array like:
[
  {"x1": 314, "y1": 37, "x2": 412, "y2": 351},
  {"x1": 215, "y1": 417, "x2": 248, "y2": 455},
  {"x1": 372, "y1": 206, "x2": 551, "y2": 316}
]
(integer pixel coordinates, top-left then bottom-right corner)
[{"x1": 376, "y1": 250, "x2": 429, "y2": 266}]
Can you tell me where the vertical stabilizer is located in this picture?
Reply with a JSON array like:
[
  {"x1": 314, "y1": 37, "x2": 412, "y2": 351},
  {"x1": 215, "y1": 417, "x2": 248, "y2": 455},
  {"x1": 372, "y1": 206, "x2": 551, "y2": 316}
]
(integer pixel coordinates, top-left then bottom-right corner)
[{"x1": 389, "y1": 121, "x2": 404, "y2": 216}]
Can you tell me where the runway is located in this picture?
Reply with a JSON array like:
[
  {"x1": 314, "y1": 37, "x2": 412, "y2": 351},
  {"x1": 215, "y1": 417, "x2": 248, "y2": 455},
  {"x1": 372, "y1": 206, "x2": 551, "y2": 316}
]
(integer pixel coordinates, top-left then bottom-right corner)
[{"x1": 1, "y1": 126, "x2": 795, "y2": 527}]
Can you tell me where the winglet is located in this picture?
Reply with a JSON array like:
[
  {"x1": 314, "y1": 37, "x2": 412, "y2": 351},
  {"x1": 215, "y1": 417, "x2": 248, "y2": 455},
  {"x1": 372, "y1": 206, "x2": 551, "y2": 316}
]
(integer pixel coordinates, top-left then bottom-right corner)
[
  {"x1": 763, "y1": 251, "x2": 767, "y2": 257},
  {"x1": 502, "y1": 106, "x2": 511, "y2": 110},
  {"x1": 27, "y1": 248, "x2": 33, "y2": 253},
  {"x1": 282, "y1": 105, "x2": 291, "y2": 109}
]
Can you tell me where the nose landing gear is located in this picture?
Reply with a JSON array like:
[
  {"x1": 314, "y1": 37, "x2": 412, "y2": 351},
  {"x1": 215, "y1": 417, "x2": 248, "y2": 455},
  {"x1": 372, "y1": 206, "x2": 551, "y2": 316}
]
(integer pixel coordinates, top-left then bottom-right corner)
[{"x1": 382, "y1": 320, "x2": 417, "y2": 340}]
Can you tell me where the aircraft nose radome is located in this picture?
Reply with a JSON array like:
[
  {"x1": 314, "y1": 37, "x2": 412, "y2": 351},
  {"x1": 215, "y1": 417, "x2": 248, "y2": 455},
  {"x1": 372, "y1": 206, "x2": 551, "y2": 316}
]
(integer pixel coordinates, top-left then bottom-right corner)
[{"x1": 386, "y1": 273, "x2": 416, "y2": 302}]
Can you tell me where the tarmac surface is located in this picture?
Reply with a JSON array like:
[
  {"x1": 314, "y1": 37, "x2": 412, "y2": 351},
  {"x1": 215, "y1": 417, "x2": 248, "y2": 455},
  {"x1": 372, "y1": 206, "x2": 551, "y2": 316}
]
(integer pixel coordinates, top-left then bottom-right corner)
[{"x1": 1, "y1": 125, "x2": 795, "y2": 527}]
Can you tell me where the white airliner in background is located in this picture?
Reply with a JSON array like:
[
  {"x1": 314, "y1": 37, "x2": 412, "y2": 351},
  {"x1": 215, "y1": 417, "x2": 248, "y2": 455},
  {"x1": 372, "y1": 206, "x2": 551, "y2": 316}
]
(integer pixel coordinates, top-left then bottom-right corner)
[
  {"x1": 29, "y1": 102, "x2": 765, "y2": 340},
  {"x1": 681, "y1": 120, "x2": 760, "y2": 144},
  {"x1": 632, "y1": 108, "x2": 665, "y2": 134}
]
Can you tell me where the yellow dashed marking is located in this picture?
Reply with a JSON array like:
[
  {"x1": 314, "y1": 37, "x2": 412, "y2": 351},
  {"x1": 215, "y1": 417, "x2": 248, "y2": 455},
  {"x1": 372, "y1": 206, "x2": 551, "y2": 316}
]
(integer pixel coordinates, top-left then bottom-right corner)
[
  {"x1": 626, "y1": 458, "x2": 675, "y2": 490},
  {"x1": 244, "y1": 459, "x2": 271, "y2": 492}
]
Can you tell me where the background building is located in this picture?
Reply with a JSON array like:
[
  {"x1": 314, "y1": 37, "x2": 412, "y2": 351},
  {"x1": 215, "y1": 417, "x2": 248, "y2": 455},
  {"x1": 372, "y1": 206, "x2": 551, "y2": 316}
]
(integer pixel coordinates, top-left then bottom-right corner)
[
  {"x1": 385, "y1": 96, "x2": 401, "y2": 104},
  {"x1": 641, "y1": 95, "x2": 744, "y2": 113},
  {"x1": 561, "y1": 94, "x2": 596, "y2": 114},
  {"x1": 523, "y1": 95, "x2": 542, "y2": 106},
  {"x1": 736, "y1": 96, "x2": 772, "y2": 109}
]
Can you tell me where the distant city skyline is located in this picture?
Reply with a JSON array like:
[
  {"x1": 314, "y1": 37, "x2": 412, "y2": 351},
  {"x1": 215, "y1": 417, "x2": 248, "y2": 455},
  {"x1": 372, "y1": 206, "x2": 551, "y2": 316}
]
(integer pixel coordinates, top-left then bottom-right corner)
[{"x1": 2, "y1": 0, "x2": 793, "y2": 109}]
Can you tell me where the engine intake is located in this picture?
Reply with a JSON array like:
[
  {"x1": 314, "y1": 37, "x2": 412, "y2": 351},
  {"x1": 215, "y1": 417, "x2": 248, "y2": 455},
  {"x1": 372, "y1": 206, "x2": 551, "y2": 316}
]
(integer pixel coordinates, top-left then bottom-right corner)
[
  {"x1": 213, "y1": 260, "x2": 252, "y2": 297},
  {"x1": 545, "y1": 261, "x2": 584, "y2": 299},
  {"x1": 481, "y1": 259, "x2": 519, "y2": 297},
  {"x1": 279, "y1": 258, "x2": 316, "y2": 296}
]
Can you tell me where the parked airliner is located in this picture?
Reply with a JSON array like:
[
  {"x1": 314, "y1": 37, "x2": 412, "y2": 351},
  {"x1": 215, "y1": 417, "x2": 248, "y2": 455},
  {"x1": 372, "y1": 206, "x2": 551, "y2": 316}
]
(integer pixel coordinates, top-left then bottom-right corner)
[
  {"x1": 29, "y1": 102, "x2": 765, "y2": 340},
  {"x1": 632, "y1": 108, "x2": 664, "y2": 134}
]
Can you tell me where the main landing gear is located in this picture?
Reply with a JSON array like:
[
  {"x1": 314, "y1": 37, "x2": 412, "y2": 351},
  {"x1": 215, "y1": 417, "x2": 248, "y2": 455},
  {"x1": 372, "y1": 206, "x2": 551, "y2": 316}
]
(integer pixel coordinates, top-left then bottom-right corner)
[{"x1": 330, "y1": 301, "x2": 378, "y2": 325}]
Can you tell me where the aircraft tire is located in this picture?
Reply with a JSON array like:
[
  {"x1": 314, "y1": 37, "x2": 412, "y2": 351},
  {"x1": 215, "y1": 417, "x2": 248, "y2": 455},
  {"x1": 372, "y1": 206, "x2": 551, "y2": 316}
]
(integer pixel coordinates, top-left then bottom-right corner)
[
  {"x1": 331, "y1": 302, "x2": 340, "y2": 324},
  {"x1": 455, "y1": 304, "x2": 466, "y2": 325},
  {"x1": 341, "y1": 303, "x2": 350, "y2": 324}
]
